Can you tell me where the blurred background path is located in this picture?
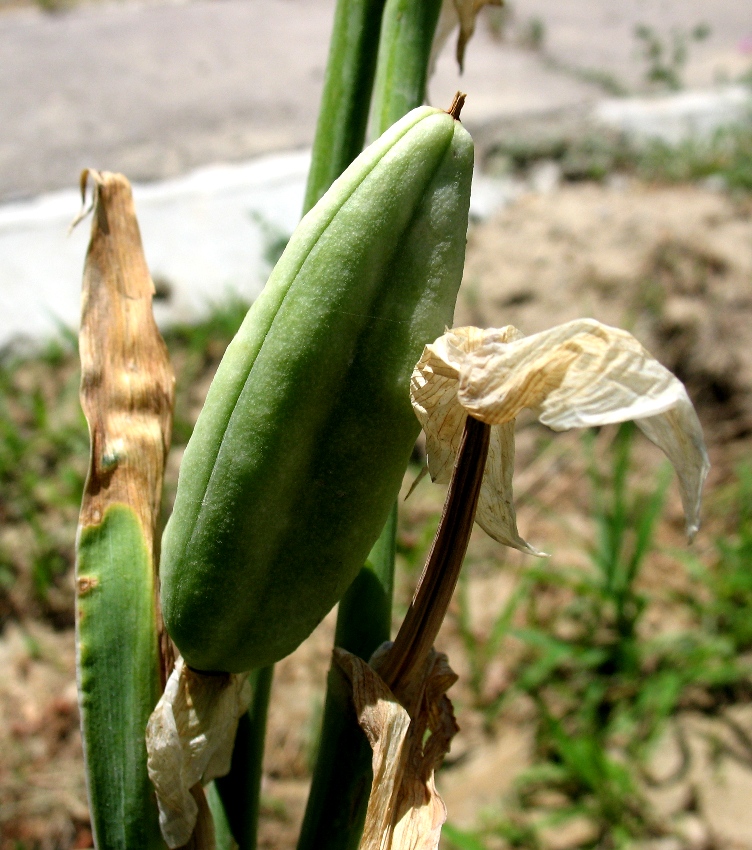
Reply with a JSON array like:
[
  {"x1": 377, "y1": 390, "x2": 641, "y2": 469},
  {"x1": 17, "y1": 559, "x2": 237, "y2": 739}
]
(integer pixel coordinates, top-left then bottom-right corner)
[
  {"x1": 1, "y1": 0, "x2": 749, "y2": 201},
  {"x1": 0, "y1": 0, "x2": 750, "y2": 346}
]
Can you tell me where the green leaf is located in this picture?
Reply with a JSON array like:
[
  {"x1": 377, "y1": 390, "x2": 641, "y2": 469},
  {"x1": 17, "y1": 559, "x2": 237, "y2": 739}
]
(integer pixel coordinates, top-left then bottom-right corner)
[{"x1": 76, "y1": 505, "x2": 165, "y2": 849}]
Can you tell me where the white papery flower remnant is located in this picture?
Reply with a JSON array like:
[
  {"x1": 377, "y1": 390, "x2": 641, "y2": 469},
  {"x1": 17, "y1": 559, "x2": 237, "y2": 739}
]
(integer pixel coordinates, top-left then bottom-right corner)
[
  {"x1": 431, "y1": 0, "x2": 503, "y2": 70},
  {"x1": 411, "y1": 319, "x2": 710, "y2": 554},
  {"x1": 145, "y1": 657, "x2": 251, "y2": 848}
]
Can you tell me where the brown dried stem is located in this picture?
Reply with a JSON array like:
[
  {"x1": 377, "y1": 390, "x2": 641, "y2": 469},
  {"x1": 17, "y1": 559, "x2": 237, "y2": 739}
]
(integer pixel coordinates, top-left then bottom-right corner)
[
  {"x1": 378, "y1": 415, "x2": 490, "y2": 696},
  {"x1": 446, "y1": 91, "x2": 466, "y2": 121}
]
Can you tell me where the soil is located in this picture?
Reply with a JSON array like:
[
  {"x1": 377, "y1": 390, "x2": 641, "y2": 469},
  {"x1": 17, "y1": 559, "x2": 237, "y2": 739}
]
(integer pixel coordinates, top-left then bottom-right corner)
[{"x1": 2, "y1": 178, "x2": 752, "y2": 849}]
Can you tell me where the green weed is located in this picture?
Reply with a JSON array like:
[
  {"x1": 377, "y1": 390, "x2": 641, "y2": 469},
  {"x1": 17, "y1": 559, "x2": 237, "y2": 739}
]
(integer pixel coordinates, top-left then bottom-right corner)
[
  {"x1": 673, "y1": 464, "x2": 752, "y2": 695},
  {"x1": 486, "y1": 121, "x2": 752, "y2": 192},
  {"x1": 482, "y1": 4, "x2": 545, "y2": 53},
  {"x1": 641, "y1": 126, "x2": 752, "y2": 192},
  {"x1": 455, "y1": 564, "x2": 530, "y2": 716},
  {"x1": 445, "y1": 425, "x2": 701, "y2": 847},
  {"x1": 700, "y1": 466, "x2": 752, "y2": 650},
  {"x1": 443, "y1": 430, "x2": 752, "y2": 849},
  {"x1": 0, "y1": 333, "x2": 88, "y2": 624},
  {"x1": 634, "y1": 23, "x2": 711, "y2": 92}
]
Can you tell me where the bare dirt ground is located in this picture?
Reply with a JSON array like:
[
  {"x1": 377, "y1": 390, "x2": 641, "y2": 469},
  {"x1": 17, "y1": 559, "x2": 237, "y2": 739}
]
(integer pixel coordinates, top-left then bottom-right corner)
[{"x1": 2, "y1": 178, "x2": 751, "y2": 849}]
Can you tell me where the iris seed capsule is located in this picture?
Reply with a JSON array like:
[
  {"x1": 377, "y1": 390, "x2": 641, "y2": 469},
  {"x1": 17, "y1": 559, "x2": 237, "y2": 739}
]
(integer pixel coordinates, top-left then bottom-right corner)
[{"x1": 161, "y1": 103, "x2": 474, "y2": 673}]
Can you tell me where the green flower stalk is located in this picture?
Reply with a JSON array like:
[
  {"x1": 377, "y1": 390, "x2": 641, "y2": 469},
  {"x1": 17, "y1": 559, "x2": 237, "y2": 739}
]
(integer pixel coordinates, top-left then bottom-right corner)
[
  {"x1": 303, "y1": 0, "x2": 387, "y2": 212},
  {"x1": 368, "y1": 0, "x2": 444, "y2": 138}
]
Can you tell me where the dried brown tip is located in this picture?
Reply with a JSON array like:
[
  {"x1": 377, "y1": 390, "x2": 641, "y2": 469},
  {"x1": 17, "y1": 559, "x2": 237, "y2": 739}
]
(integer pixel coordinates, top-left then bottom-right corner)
[
  {"x1": 77, "y1": 170, "x2": 176, "y2": 684},
  {"x1": 446, "y1": 91, "x2": 467, "y2": 121},
  {"x1": 69, "y1": 169, "x2": 99, "y2": 233}
]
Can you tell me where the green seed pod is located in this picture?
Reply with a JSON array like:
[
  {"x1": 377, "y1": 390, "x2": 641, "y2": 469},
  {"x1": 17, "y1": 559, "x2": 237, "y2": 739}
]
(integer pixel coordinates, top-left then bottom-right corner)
[{"x1": 161, "y1": 103, "x2": 473, "y2": 673}]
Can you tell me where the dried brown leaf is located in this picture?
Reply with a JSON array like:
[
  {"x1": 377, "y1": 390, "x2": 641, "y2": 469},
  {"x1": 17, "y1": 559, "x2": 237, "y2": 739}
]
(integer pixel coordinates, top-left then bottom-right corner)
[{"x1": 77, "y1": 169, "x2": 176, "y2": 677}]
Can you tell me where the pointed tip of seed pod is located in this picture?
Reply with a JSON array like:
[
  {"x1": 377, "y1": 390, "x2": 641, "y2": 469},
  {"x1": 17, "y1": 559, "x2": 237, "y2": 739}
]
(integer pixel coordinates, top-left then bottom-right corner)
[{"x1": 446, "y1": 92, "x2": 467, "y2": 121}]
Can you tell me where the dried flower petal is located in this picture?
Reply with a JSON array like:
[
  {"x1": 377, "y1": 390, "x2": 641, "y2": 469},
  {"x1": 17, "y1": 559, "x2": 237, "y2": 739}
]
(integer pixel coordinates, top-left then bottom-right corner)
[
  {"x1": 431, "y1": 0, "x2": 504, "y2": 71},
  {"x1": 411, "y1": 319, "x2": 709, "y2": 548},
  {"x1": 145, "y1": 657, "x2": 251, "y2": 848},
  {"x1": 476, "y1": 422, "x2": 547, "y2": 555},
  {"x1": 412, "y1": 326, "x2": 517, "y2": 484},
  {"x1": 412, "y1": 326, "x2": 542, "y2": 554}
]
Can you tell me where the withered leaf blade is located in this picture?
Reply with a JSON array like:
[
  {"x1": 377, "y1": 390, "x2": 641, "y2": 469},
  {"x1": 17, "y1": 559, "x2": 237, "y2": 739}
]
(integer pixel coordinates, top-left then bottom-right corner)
[
  {"x1": 78, "y1": 169, "x2": 175, "y2": 544},
  {"x1": 75, "y1": 170, "x2": 176, "y2": 850}
]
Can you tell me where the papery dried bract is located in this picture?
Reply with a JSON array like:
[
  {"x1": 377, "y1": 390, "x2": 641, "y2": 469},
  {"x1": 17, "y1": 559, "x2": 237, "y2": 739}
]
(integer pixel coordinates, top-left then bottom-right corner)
[
  {"x1": 146, "y1": 657, "x2": 251, "y2": 848},
  {"x1": 411, "y1": 319, "x2": 710, "y2": 549},
  {"x1": 335, "y1": 646, "x2": 458, "y2": 850}
]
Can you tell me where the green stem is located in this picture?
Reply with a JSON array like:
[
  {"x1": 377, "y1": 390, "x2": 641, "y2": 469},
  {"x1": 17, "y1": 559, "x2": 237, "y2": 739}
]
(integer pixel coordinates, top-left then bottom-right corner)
[
  {"x1": 297, "y1": 505, "x2": 397, "y2": 850},
  {"x1": 215, "y1": 666, "x2": 274, "y2": 850},
  {"x1": 206, "y1": 782, "x2": 236, "y2": 850},
  {"x1": 368, "y1": 0, "x2": 444, "y2": 139},
  {"x1": 303, "y1": 0, "x2": 388, "y2": 214}
]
